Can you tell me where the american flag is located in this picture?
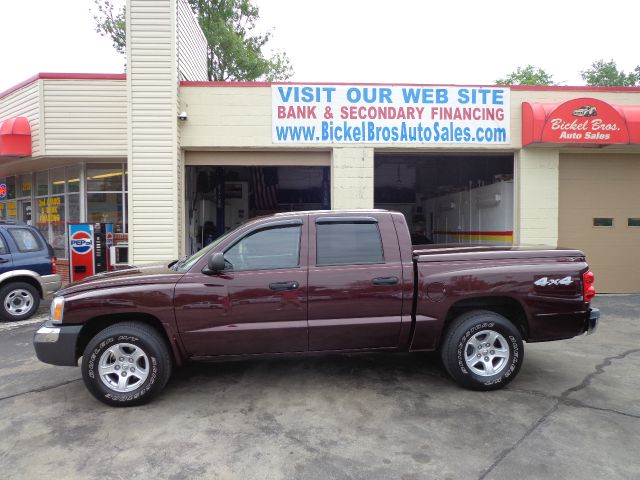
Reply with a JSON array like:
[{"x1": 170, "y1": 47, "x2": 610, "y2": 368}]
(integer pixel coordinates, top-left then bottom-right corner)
[{"x1": 251, "y1": 167, "x2": 279, "y2": 210}]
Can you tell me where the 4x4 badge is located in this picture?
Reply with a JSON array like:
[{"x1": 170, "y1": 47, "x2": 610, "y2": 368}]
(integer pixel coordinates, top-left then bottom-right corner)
[{"x1": 534, "y1": 276, "x2": 573, "y2": 287}]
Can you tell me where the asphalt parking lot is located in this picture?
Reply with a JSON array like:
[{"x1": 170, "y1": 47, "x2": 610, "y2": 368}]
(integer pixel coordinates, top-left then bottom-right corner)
[{"x1": 0, "y1": 295, "x2": 638, "y2": 479}]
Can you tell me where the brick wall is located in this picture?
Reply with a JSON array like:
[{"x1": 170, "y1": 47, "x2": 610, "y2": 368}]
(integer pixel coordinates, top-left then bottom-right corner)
[
  {"x1": 57, "y1": 258, "x2": 70, "y2": 285},
  {"x1": 515, "y1": 149, "x2": 559, "y2": 246},
  {"x1": 331, "y1": 147, "x2": 374, "y2": 209}
]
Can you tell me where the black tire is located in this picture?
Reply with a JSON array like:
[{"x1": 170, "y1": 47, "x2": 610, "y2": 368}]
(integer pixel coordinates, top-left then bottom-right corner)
[
  {"x1": 0, "y1": 282, "x2": 40, "y2": 322},
  {"x1": 81, "y1": 322, "x2": 172, "y2": 407},
  {"x1": 440, "y1": 310, "x2": 524, "y2": 391}
]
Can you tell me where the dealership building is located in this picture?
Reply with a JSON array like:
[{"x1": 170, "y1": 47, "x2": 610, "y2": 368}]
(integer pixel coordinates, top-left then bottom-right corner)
[{"x1": 1, "y1": 0, "x2": 639, "y2": 292}]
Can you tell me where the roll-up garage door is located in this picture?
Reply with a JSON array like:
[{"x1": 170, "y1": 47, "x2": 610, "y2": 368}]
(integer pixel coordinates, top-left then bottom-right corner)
[{"x1": 558, "y1": 153, "x2": 640, "y2": 293}]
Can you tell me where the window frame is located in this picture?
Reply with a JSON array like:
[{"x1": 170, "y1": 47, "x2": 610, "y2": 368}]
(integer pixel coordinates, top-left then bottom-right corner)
[
  {"x1": 85, "y1": 162, "x2": 128, "y2": 234},
  {"x1": 0, "y1": 233, "x2": 8, "y2": 255},
  {"x1": 315, "y1": 218, "x2": 385, "y2": 267},
  {"x1": 592, "y1": 217, "x2": 614, "y2": 228},
  {"x1": 222, "y1": 222, "x2": 303, "y2": 273}
]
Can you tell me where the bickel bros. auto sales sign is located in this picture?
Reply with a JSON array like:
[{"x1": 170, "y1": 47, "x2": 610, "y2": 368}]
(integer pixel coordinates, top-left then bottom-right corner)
[{"x1": 272, "y1": 84, "x2": 510, "y2": 145}]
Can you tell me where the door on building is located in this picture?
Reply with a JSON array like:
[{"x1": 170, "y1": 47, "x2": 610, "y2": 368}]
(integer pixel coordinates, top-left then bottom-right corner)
[
  {"x1": 174, "y1": 217, "x2": 309, "y2": 356},
  {"x1": 185, "y1": 165, "x2": 330, "y2": 255},
  {"x1": 374, "y1": 154, "x2": 515, "y2": 247},
  {"x1": 559, "y1": 153, "x2": 640, "y2": 293},
  {"x1": 18, "y1": 200, "x2": 31, "y2": 225}
]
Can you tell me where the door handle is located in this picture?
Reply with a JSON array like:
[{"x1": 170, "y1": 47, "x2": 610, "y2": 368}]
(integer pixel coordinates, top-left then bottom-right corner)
[
  {"x1": 372, "y1": 276, "x2": 399, "y2": 286},
  {"x1": 0, "y1": 258, "x2": 9, "y2": 264},
  {"x1": 269, "y1": 281, "x2": 299, "y2": 291}
]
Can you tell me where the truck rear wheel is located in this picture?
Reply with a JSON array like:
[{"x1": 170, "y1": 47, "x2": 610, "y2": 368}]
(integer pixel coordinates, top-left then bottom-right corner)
[
  {"x1": 81, "y1": 322, "x2": 172, "y2": 407},
  {"x1": 440, "y1": 310, "x2": 523, "y2": 391}
]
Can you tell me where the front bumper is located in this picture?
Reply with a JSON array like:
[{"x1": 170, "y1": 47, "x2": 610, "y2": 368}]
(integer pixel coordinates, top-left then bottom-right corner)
[
  {"x1": 40, "y1": 274, "x2": 62, "y2": 299},
  {"x1": 586, "y1": 307, "x2": 600, "y2": 335},
  {"x1": 33, "y1": 320, "x2": 82, "y2": 366}
]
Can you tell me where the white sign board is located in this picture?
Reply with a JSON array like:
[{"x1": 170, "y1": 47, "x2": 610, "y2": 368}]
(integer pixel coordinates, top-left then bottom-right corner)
[{"x1": 272, "y1": 84, "x2": 510, "y2": 145}]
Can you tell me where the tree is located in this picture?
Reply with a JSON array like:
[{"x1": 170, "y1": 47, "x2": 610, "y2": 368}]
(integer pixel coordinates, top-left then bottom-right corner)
[
  {"x1": 91, "y1": 0, "x2": 293, "y2": 81},
  {"x1": 92, "y1": 0, "x2": 126, "y2": 55},
  {"x1": 495, "y1": 65, "x2": 555, "y2": 86},
  {"x1": 580, "y1": 59, "x2": 640, "y2": 87},
  {"x1": 187, "y1": 0, "x2": 291, "y2": 81}
]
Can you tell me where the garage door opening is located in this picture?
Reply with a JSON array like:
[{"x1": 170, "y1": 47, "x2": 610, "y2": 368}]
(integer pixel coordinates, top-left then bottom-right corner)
[
  {"x1": 374, "y1": 154, "x2": 514, "y2": 245},
  {"x1": 185, "y1": 165, "x2": 330, "y2": 254}
]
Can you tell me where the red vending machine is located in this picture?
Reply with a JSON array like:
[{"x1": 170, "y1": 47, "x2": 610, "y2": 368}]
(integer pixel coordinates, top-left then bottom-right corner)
[{"x1": 69, "y1": 223, "x2": 113, "y2": 282}]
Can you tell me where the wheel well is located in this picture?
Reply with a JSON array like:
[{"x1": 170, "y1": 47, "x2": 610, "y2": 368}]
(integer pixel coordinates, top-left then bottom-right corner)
[
  {"x1": 75, "y1": 313, "x2": 175, "y2": 362},
  {"x1": 0, "y1": 276, "x2": 43, "y2": 298},
  {"x1": 443, "y1": 296, "x2": 529, "y2": 341}
]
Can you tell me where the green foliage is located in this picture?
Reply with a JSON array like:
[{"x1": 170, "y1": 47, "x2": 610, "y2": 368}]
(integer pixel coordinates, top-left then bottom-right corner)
[
  {"x1": 187, "y1": 0, "x2": 292, "y2": 81},
  {"x1": 580, "y1": 59, "x2": 640, "y2": 87},
  {"x1": 92, "y1": 0, "x2": 126, "y2": 55},
  {"x1": 91, "y1": 0, "x2": 293, "y2": 81},
  {"x1": 495, "y1": 65, "x2": 555, "y2": 86}
]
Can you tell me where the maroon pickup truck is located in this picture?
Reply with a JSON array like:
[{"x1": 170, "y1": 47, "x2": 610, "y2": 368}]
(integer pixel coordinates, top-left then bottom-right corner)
[{"x1": 34, "y1": 210, "x2": 599, "y2": 407}]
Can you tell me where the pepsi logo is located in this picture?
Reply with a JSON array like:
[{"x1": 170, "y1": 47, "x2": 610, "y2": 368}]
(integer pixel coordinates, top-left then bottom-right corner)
[
  {"x1": 70, "y1": 231, "x2": 93, "y2": 255},
  {"x1": 106, "y1": 232, "x2": 114, "y2": 247}
]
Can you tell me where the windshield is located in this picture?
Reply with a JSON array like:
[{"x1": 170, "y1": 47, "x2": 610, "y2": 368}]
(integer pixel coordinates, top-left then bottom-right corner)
[{"x1": 172, "y1": 230, "x2": 234, "y2": 272}]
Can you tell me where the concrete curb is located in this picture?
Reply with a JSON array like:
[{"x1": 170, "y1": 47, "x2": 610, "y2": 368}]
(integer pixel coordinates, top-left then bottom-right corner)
[{"x1": 0, "y1": 315, "x2": 48, "y2": 332}]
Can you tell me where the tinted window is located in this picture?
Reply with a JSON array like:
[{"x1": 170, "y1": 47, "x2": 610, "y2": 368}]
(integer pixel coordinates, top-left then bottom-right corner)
[
  {"x1": 8, "y1": 228, "x2": 42, "y2": 252},
  {"x1": 317, "y1": 222, "x2": 384, "y2": 266},
  {"x1": 225, "y1": 225, "x2": 301, "y2": 271},
  {"x1": 0, "y1": 235, "x2": 7, "y2": 255}
]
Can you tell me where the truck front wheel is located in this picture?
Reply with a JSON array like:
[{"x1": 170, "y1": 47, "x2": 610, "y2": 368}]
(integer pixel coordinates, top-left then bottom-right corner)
[
  {"x1": 440, "y1": 310, "x2": 524, "y2": 391},
  {"x1": 81, "y1": 322, "x2": 172, "y2": 407}
]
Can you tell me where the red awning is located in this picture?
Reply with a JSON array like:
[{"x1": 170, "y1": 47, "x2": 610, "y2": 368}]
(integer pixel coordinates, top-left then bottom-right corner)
[
  {"x1": 522, "y1": 98, "x2": 640, "y2": 146},
  {"x1": 0, "y1": 116, "x2": 32, "y2": 156}
]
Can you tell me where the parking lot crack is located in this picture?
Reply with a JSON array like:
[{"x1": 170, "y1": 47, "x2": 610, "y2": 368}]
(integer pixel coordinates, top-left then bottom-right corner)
[
  {"x1": 477, "y1": 402, "x2": 559, "y2": 480},
  {"x1": 561, "y1": 348, "x2": 640, "y2": 399},
  {"x1": 0, "y1": 378, "x2": 81, "y2": 402},
  {"x1": 561, "y1": 397, "x2": 640, "y2": 420}
]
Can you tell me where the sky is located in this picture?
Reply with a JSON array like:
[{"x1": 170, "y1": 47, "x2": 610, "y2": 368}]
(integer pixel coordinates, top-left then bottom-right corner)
[{"x1": 1, "y1": 0, "x2": 639, "y2": 92}]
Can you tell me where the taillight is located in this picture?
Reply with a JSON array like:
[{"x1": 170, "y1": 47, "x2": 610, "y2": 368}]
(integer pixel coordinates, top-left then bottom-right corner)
[
  {"x1": 51, "y1": 257, "x2": 56, "y2": 274},
  {"x1": 583, "y1": 270, "x2": 595, "y2": 303}
]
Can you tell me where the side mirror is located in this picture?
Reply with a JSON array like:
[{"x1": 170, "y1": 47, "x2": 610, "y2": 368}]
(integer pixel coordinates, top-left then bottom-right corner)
[{"x1": 207, "y1": 252, "x2": 225, "y2": 273}]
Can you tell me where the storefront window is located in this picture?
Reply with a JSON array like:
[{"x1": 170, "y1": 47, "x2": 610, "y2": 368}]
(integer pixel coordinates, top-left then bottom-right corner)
[
  {"x1": 50, "y1": 167, "x2": 65, "y2": 195},
  {"x1": 87, "y1": 163, "x2": 125, "y2": 191},
  {"x1": 18, "y1": 174, "x2": 32, "y2": 198},
  {"x1": 87, "y1": 193, "x2": 124, "y2": 231},
  {"x1": 6, "y1": 201, "x2": 17, "y2": 221},
  {"x1": 34, "y1": 166, "x2": 81, "y2": 259},
  {"x1": 1, "y1": 163, "x2": 127, "y2": 258},
  {"x1": 6, "y1": 176, "x2": 16, "y2": 200},
  {"x1": 87, "y1": 163, "x2": 127, "y2": 234},
  {"x1": 36, "y1": 171, "x2": 48, "y2": 196},
  {"x1": 66, "y1": 165, "x2": 80, "y2": 194},
  {"x1": 68, "y1": 194, "x2": 80, "y2": 223},
  {"x1": 35, "y1": 195, "x2": 65, "y2": 258}
]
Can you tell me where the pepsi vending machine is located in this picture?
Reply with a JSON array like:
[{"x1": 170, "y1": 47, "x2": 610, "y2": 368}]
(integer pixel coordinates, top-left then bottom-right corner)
[{"x1": 69, "y1": 223, "x2": 114, "y2": 282}]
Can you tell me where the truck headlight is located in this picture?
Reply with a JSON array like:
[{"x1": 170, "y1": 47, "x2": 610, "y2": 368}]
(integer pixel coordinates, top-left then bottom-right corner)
[{"x1": 50, "y1": 296, "x2": 65, "y2": 324}]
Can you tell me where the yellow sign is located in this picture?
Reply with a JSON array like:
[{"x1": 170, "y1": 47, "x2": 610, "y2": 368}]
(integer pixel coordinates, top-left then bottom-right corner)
[
  {"x1": 38, "y1": 197, "x2": 62, "y2": 222},
  {"x1": 7, "y1": 201, "x2": 17, "y2": 218}
]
